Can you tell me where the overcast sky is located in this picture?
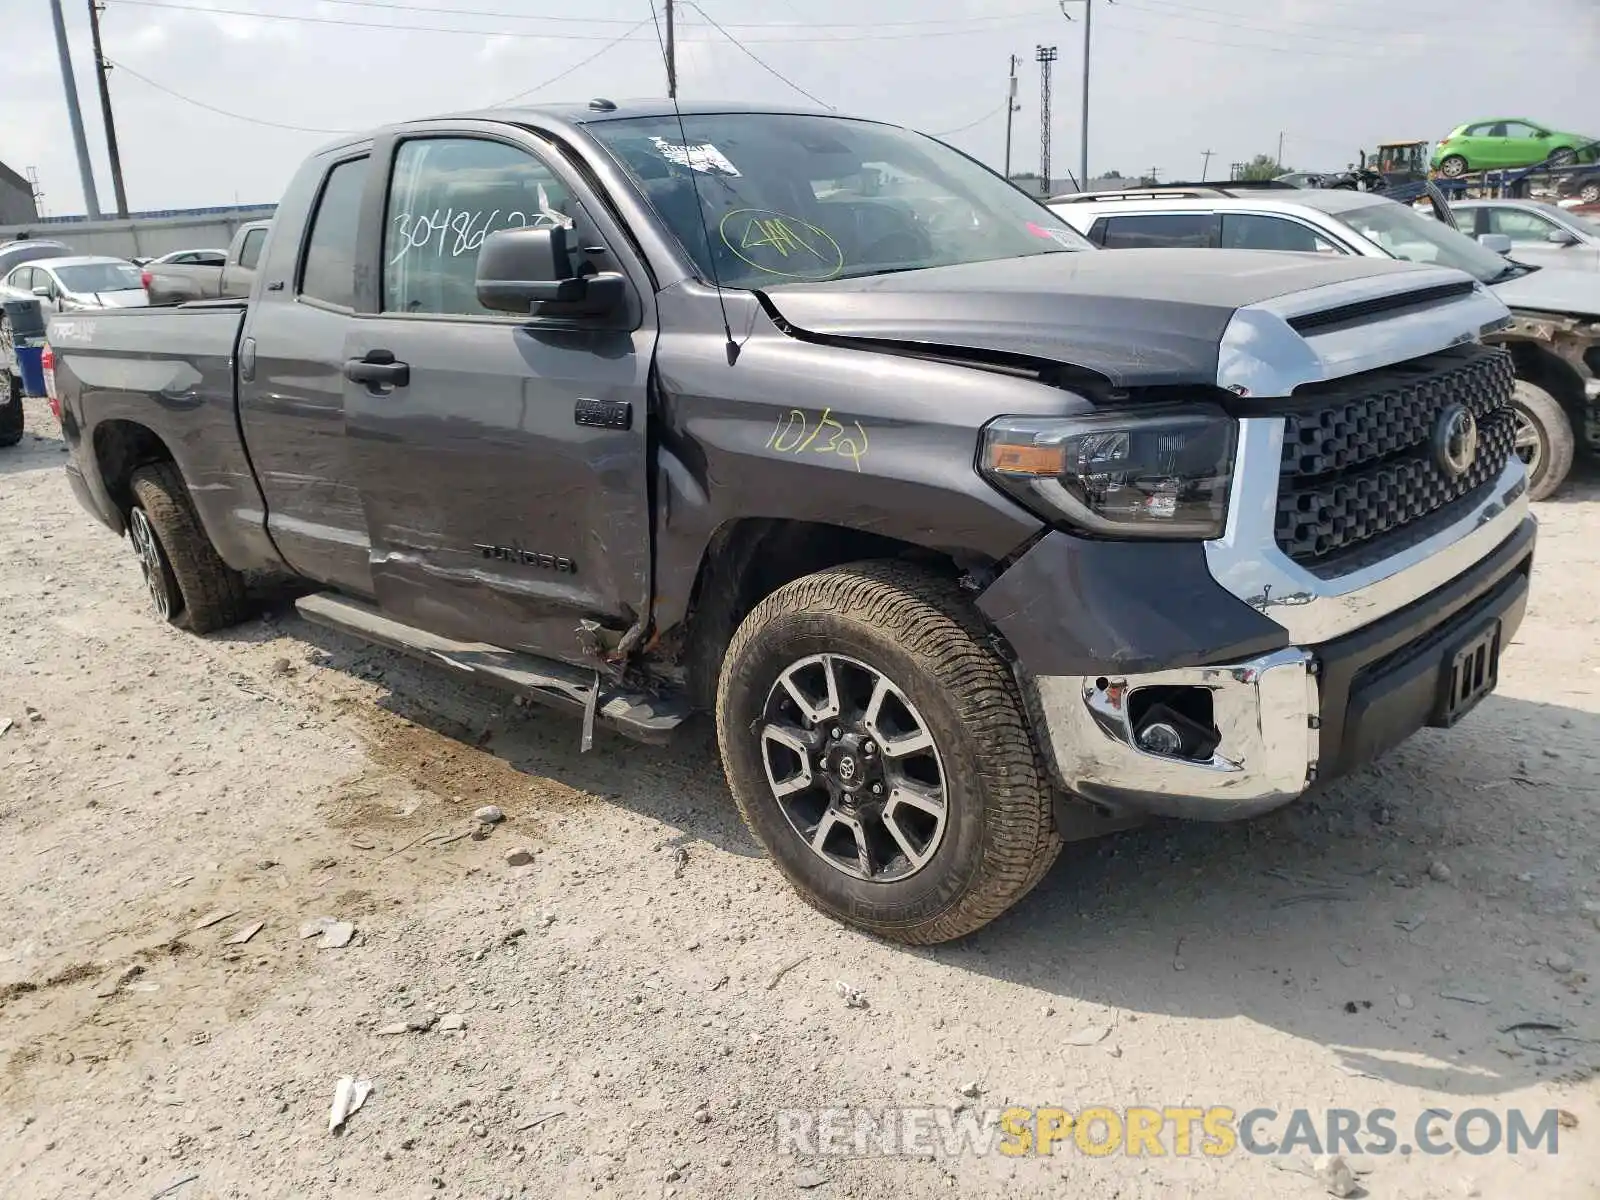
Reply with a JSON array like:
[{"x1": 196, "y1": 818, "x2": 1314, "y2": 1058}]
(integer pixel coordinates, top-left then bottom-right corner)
[{"x1": 1, "y1": 0, "x2": 1595, "y2": 217}]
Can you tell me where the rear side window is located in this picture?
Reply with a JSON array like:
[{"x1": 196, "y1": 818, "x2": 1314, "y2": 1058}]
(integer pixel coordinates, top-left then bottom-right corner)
[
  {"x1": 299, "y1": 157, "x2": 369, "y2": 308},
  {"x1": 1219, "y1": 214, "x2": 1340, "y2": 254},
  {"x1": 238, "y1": 227, "x2": 267, "y2": 270},
  {"x1": 382, "y1": 137, "x2": 577, "y2": 317},
  {"x1": 1097, "y1": 213, "x2": 1220, "y2": 249}
]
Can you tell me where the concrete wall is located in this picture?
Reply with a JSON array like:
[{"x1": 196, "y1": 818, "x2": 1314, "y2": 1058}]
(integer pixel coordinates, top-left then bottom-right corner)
[{"x1": 0, "y1": 204, "x2": 276, "y2": 260}]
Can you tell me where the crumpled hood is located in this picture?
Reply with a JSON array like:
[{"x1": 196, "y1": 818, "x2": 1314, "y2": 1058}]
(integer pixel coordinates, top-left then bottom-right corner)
[
  {"x1": 758, "y1": 249, "x2": 1444, "y2": 388},
  {"x1": 1490, "y1": 266, "x2": 1600, "y2": 319}
]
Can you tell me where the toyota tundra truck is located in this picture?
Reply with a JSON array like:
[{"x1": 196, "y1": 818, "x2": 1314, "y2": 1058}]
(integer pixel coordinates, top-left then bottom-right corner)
[{"x1": 46, "y1": 102, "x2": 1534, "y2": 943}]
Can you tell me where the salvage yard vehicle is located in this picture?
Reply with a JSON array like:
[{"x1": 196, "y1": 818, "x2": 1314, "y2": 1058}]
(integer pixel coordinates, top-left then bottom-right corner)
[
  {"x1": 1053, "y1": 184, "x2": 1600, "y2": 501},
  {"x1": 46, "y1": 102, "x2": 1534, "y2": 943},
  {"x1": 0, "y1": 256, "x2": 148, "y2": 313},
  {"x1": 141, "y1": 221, "x2": 270, "y2": 306},
  {"x1": 1451, "y1": 200, "x2": 1600, "y2": 273},
  {"x1": 1433, "y1": 119, "x2": 1599, "y2": 178}
]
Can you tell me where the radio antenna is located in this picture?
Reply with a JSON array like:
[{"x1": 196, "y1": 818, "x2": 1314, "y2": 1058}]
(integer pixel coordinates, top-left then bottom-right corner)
[{"x1": 661, "y1": 6, "x2": 740, "y2": 364}]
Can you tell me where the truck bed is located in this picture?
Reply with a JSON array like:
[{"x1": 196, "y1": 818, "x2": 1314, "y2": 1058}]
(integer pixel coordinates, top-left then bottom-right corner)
[{"x1": 48, "y1": 301, "x2": 266, "y2": 568}]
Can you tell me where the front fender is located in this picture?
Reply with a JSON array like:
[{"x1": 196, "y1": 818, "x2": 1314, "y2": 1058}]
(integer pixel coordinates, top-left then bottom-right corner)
[{"x1": 649, "y1": 288, "x2": 1075, "y2": 631}]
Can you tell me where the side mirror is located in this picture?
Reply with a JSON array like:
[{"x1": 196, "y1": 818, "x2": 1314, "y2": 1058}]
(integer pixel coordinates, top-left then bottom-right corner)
[
  {"x1": 31, "y1": 284, "x2": 52, "y2": 298},
  {"x1": 1477, "y1": 233, "x2": 1514, "y2": 256},
  {"x1": 475, "y1": 226, "x2": 624, "y2": 318},
  {"x1": 1547, "y1": 228, "x2": 1580, "y2": 246}
]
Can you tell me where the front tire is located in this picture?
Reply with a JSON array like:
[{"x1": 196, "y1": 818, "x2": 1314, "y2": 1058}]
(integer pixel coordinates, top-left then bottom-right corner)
[
  {"x1": 716, "y1": 560, "x2": 1061, "y2": 944},
  {"x1": 1510, "y1": 379, "x2": 1575, "y2": 502},
  {"x1": 128, "y1": 462, "x2": 251, "y2": 632},
  {"x1": 1438, "y1": 154, "x2": 1469, "y2": 178}
]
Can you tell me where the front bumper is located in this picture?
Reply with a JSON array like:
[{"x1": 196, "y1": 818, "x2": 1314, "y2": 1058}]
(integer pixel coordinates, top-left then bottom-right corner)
[{"x1": 1027, "y1": 516, "x2": 1535, "y2": 821}]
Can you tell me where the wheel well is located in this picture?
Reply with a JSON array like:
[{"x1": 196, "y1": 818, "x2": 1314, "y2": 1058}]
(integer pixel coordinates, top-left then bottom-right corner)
[
  {"x1": 1504, "y1": 341, "x2": 1586, "y2": 419},
  {"x1": 94, "y1": 420, "x2": 175, "y2": 517},
  {"x1": 673, "y1": 519, "x2": 967, "y2": 711}
]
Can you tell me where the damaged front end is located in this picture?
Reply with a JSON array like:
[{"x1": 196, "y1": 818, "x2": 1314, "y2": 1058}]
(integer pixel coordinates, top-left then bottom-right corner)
[{"x1": 1496, "y1": 310, "x2": 1600, "y2": 448}]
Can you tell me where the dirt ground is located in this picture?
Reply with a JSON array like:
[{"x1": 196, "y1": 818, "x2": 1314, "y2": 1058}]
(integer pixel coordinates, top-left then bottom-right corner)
[{"x1": 2, "y1": 392, "x2": 1598, "y2": 1200}]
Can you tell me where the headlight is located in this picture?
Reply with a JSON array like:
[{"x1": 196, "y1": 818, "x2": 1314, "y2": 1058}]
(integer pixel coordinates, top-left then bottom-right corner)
[{"x1": 979, "y1": 404, "x2": 1236, "y2": 539}]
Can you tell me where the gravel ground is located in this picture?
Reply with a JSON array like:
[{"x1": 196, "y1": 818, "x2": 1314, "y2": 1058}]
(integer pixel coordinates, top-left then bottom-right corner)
[{"x1": 2, "y1": 393, "x2": 1598, "y2": 1199}]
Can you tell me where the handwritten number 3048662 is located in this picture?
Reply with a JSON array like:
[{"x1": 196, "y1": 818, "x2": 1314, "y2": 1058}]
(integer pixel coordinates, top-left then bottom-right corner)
[{"x1": 766, "y1": 408, "x2": 869, "y2": 472}]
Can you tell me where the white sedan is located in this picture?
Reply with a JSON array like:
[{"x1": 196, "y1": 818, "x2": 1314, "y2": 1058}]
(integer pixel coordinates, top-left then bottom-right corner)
[{"x1": 0, "y1": 255, "x2": 150, "y2": 314}]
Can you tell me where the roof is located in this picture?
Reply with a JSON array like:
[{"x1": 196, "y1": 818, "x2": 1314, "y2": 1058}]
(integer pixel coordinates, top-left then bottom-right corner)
[
  {"x1": 468, "y1": 98, "x2": 848, "y2": 125},
  {"x1": 1050, "y1": 187, "x2": 1395, "y2": 220}
]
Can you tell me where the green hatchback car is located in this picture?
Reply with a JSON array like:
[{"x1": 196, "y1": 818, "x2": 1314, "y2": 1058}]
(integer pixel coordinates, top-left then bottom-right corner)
[{"x1": 1432, "y1": 118, "x2": 1598, "y2": 177}]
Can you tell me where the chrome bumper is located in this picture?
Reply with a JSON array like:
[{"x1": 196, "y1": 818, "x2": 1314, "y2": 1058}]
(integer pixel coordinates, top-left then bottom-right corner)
[{"x1": 1032, "y1": 649, "x2": 1320, "y2": 821}]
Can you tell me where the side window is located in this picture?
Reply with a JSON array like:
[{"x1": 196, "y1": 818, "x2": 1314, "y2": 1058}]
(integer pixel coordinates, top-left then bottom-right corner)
[
  {"x1": 10, "y1": 267, "x2": 33, "y2": 291},
  {"x1": 1485, "y1": 123, "x2": 1509, "y2": 138},
  {"x1": 383, "y1": 137, "x2": 578, "y2": 317},
  {"x1": 238, "y1": 227, "x2": 267, "y2": 271},
  {"x1": 195, "y1": 251, "x2": 227, "y2": 267},
  {"x1": 1487, "y1": 208, "x2": 1559, "y2": 242},
  {"x1": 1220, "y1": 214, "x2": 1340, "y2": 254},
  {"x1": 171, "y1": 253, "x2": 196, "y2": 265},
  {"x1": 299, "y1": 157, "x2": 370, "y2": 309},
  {"x1": 1503, "y1": 122, "x2": 1536, "y2": 138},
  {"x1": 1098, "y1": 213, "x2": 1219, "y2": 249}
]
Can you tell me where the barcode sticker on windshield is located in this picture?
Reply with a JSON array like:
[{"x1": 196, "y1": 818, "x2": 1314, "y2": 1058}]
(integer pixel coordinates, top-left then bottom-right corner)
[{"x1": 649, "y1": 136, "x2": 741, "y2": 177}]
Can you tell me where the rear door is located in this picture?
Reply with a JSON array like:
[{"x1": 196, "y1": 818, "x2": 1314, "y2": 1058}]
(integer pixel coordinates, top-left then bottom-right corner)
[
  {"x1": 341, "y1": 123, "x2": 658, "y2": 665},
  {"x1": 237, "y1": 148, "x2": 377, "y2": 596}
]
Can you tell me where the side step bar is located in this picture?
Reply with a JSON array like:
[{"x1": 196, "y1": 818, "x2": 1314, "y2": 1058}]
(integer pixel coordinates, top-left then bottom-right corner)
[{"x1": 294, "y1": 593, "x2": 689, "y2": 748}]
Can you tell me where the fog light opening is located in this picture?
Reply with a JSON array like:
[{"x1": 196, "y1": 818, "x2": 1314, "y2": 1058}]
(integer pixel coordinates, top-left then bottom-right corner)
[{"x1": 1128, "y1": 686, "x2": 1221, "y2": 762}]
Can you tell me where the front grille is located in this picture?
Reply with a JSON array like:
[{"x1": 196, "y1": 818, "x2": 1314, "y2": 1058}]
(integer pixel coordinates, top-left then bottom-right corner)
[{"x1": 1274, "y1": 345, "x2": 1516, "y2": 574}]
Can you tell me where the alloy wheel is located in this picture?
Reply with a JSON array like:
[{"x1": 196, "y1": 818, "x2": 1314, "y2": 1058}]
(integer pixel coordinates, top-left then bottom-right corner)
[
  {"x1": 1513, "y1": 411, "x2": 1545, "y2": 483},
  {"x1": 128, "y1": 505, "x2": 173, "y2": 619},
  {"x1": 757, "y1": 653, "x2": 948, "y2": 883}
]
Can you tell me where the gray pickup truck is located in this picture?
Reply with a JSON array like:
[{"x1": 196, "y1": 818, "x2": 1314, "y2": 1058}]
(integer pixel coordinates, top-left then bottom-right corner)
[
  {"x1": 48, "y1": 102, "x2": 1534, "y2": 943},
  {"x1": 141, "y1": 220, "x2": 270, "y2": 306}
]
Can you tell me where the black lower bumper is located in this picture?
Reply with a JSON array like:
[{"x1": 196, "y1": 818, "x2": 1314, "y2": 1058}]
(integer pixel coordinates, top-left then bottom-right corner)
[{"x1": 1314, "y1": 516, "x2": 1536, "y2": 782}]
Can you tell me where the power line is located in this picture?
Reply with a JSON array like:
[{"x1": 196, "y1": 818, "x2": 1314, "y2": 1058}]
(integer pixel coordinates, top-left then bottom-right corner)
[
  {"x1": 928, "y1": 101, "x2": 1010, "y2": 138},
  {"x1": 489, "y1": 17, "x2": 655, "y2": 104},
  {"x1": 1098, "y1": 7, "x2": 1390, "y2": 60},
  {"x1": 679, "y1": 3, "x2": 833, "y2": 109},
  {"x1": 301, "y1": 0, "x2": 1062, "y2": 30},
  {"x1": 1135, "y1": 0, "x2": 1569, "y2": 35},
  {"x1": 117, "y1": 0, "x2": 664, "y2": 40},
  {"x1": 115, "y1": 0, "x2": 1047, "y2": 43},
  {"x1": 107, "y1": 59, "x2": 356, "y2": 133}
]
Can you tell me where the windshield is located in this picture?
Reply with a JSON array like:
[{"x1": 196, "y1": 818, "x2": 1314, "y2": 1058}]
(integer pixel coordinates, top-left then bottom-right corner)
[
  {"x1": 588, "y1": 112, "x2": 1090, "y2": 289},
  {"x1": 1542, "y1": 205, "x2": 1600, "y2": 237},
  {"x1": 1342, "y1": 199, "x2": 1518, "y2": 283},
  {"x1": 55, "y1": 262, "x2": 144, "y2": 293}
]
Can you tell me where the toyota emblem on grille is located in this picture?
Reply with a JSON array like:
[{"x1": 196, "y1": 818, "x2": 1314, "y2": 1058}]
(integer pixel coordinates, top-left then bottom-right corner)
[{"x1": 1432, "y1": 404, "x2": 1478, "y2": 478}]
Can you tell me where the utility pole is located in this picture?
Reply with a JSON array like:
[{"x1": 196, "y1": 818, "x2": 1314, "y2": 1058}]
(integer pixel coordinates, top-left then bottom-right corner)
[
  {"x1": 664, "y1": 0, "x2": 677, "y2": 99},
  {"x1": 1036, "y1": 45, "x2": 1057, "y2": 198},
  {"x1": 48, "y1": 0, "x2": 101, "y2": 219},
  {"x1": 1062, "y1": 1, "x2": 1093, "y2": 192},
  {"x1": 87, "y1": 0, "x2": 128, "y2": 217},
  {"x1": 1200, "y1": 149, "x2": 1214, "y2": 181},
  {"x1": 1002, "y1": 54, "x2": 1020, "y2": 179},
  {"x1": 1277, "y1": 130, "x2": 1285, "y2": 168}
]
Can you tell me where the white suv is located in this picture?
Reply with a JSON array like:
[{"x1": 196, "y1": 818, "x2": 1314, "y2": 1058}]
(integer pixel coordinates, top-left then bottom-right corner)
[{"x1": 1050, "y1": 184, "x2": 1600, "y2": 501}]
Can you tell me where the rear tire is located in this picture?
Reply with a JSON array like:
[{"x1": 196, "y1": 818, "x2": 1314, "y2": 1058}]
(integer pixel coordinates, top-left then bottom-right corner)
[
  {"x1": 1548, "y1": 147, "x2": 1578, "y2": 168},
  {"x1": 1580, "y1": 181, "x2": 1600, "y2": 204},
  {"x1": 715, "y1": 560, "x2": 1061, "y2": 944},
  {"x1": 1438, "y1": 154, "x2": 1469, "y2": 178},
  {"x1": 128, "y1": 461, "x2": 251, "y2": 632},
  {"x1": 1510, "y1": 379, "x2": 1575, "y2": 502}
]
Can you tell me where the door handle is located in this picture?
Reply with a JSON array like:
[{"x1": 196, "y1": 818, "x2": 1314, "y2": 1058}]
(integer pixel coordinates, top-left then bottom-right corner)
[{"x1": 344, "y1": 350, "x2": 410, "y2": 389}]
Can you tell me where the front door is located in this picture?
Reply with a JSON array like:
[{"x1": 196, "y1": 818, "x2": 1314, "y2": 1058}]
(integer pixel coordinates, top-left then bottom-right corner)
[{"x1": 343, "y1": 128, "x2": 657, "y2": 667}]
